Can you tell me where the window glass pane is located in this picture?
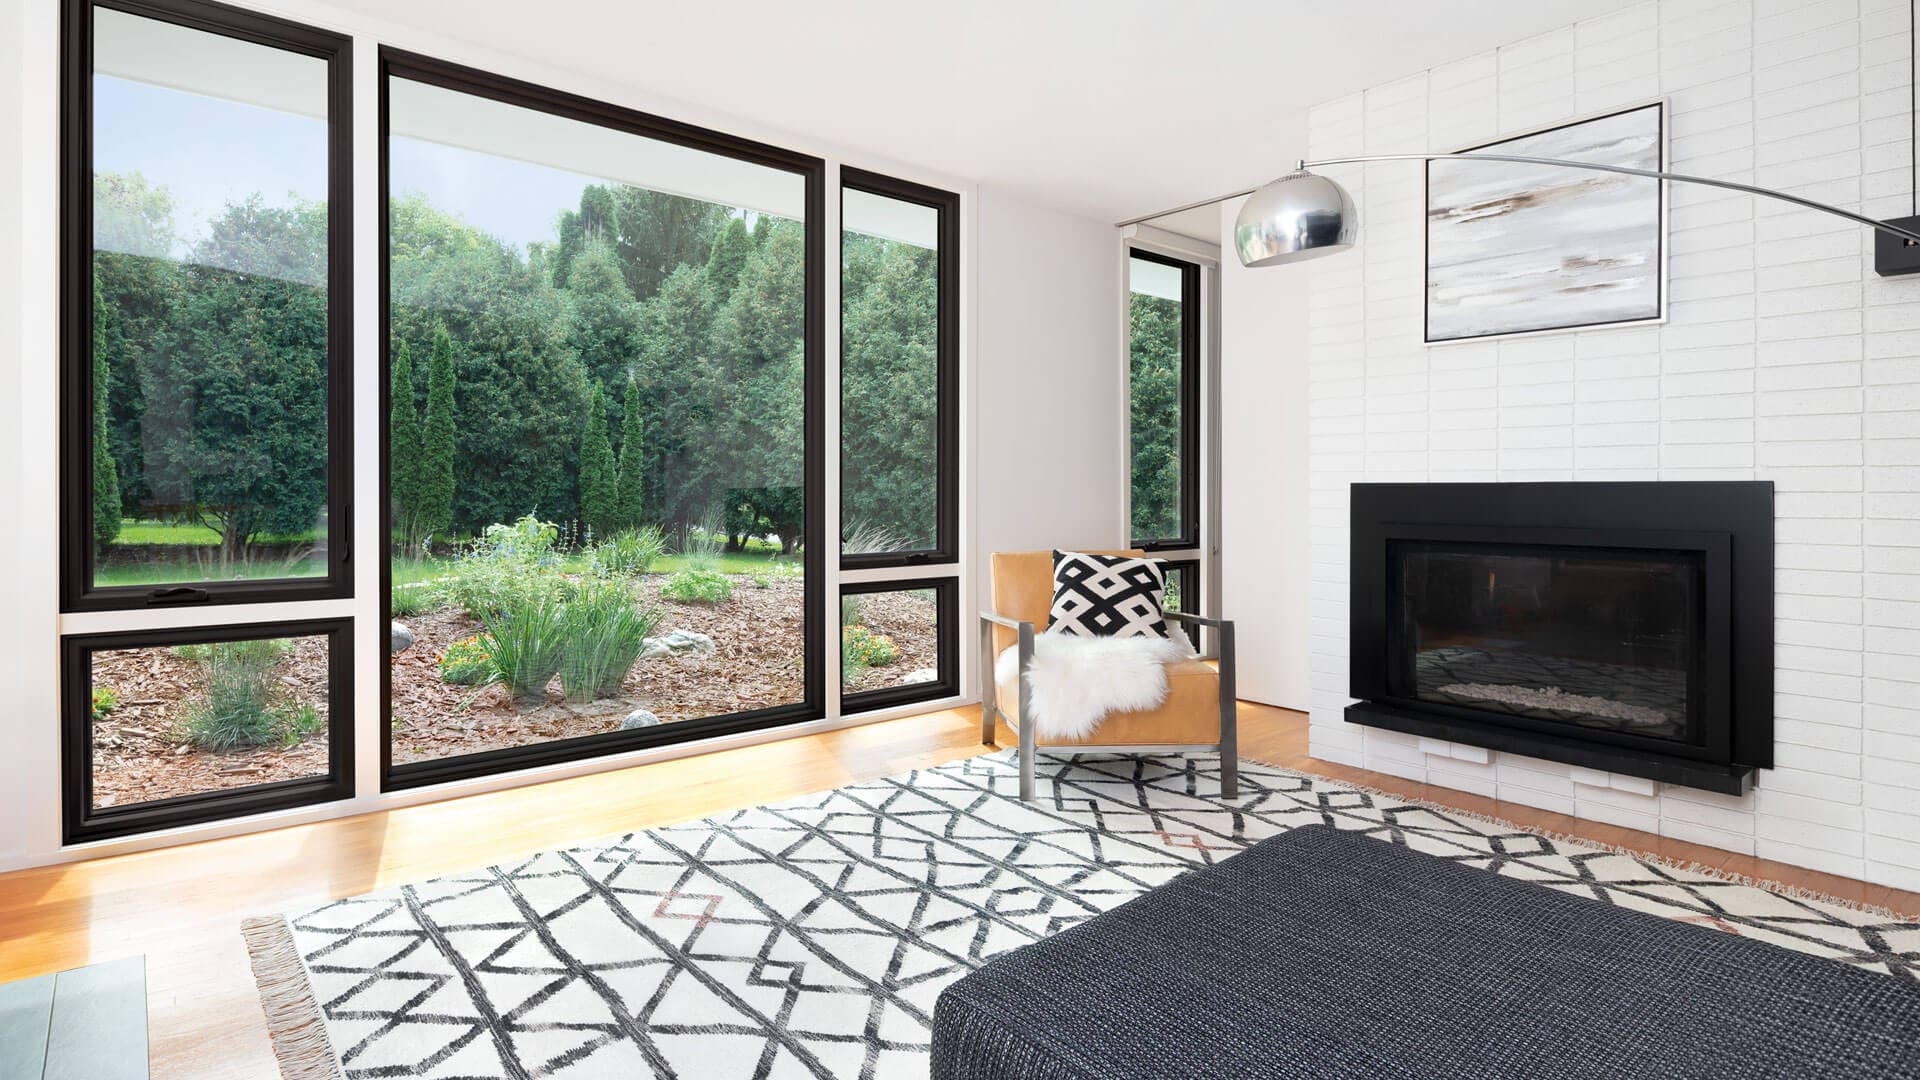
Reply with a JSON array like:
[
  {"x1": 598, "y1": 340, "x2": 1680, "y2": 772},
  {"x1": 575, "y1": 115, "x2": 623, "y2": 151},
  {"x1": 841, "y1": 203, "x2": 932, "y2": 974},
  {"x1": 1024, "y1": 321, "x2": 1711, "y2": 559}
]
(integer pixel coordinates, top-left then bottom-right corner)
[
  {"x1": 89, "y1": 9, "x2": 332, "y2": 588},
  {"x1": 386, "y1": 77, "x2": 810, "y2": 769},
  {"x1": 1164, "y1": 560, "x2": 1200, "y2": 648},
  {"x1": 88, "y1": 632, "x2": 332, "y2": 811},
  {"x1": 1129, "y1": 255, "x2": 1189, "y2": 545},
  {"x1": 841, "y1": 188, "x2": 941, "y2": 555},
  {"x1": 841, "y1": 587, "x2": 942, "y2": 696}
]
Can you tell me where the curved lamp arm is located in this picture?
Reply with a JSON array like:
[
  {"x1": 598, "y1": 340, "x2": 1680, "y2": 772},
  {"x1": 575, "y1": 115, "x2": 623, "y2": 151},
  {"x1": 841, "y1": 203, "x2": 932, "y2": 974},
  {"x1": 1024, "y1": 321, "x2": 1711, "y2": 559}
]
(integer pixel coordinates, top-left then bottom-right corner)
[
  {"x1": 1298, "y1": 153, "x2": 1920, "y2": 246},
  {"x1": 1119, "y1": 153, "x2": 1920, "y2": 247}
]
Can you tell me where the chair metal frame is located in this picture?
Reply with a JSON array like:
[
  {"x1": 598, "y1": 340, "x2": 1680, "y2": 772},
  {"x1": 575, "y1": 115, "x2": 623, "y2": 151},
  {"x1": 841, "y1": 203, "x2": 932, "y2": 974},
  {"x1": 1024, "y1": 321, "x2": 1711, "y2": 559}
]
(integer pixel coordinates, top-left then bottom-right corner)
[{"x1": 978, "y1": 611, "x2": 1238, "y2": 802}]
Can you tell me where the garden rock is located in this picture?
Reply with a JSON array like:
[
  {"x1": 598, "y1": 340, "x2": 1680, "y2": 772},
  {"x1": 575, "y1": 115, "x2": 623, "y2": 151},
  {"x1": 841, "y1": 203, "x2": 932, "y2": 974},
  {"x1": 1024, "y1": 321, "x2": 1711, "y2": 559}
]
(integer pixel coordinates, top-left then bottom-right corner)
[
  {"x1": 391, "y1": 622, "x2": 415, "y2": 653},
  {"x1": 640, "y1": 629, "x2": 716, "y2": 660},
  {"x1": 899, "y1": 668, "x2": 938, "y2": 685},
  {"x1": 619, "y1": 709, "x2": 662, "y2": 730}
]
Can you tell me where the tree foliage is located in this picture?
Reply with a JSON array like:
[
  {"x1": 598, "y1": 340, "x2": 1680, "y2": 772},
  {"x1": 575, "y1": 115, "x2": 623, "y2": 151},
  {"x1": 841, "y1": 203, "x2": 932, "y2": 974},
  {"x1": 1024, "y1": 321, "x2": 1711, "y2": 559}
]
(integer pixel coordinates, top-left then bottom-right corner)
[
  {"x1": 91, "y1": 277, "x2": 122, "y2": 553},
  {"x1": 1128, "y1": 292, "x2": 1184, "y2": 543},
  {"x1": 579, "y1": 384, "x2": 617, "y2": 538},
  {"x1": 418, "y1": 327, "x2": 457, "y2": 542},
  {"x1": 840, "y1": 234, "x2": 938, "y2": 552},
  {"x1": 138, "y1": 200, "x2": 331, "y2": 566},
  {"x1": 613, "y1": 379, "x2": 645, "y2": 531},
  {"x1": 92, "y1": 165, "x2": 947, "y2": 567},
  {"x1": 389, "y1": 339, "x2": 425, "y2": 549}
]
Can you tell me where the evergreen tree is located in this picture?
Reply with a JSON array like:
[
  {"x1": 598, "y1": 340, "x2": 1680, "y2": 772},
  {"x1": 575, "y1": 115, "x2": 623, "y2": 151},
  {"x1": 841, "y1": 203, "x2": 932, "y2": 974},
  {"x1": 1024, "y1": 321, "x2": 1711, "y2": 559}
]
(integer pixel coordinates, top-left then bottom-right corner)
[
  {"x1": 389, "y1": 203, "x2": 588, "y2": 532},
  {"x1": 578, "y1": 384, "x2": 617, "y2": 538},
  {"x1": 388, "y1": 339, "x2": 424, "y2": 551},
  {"x1": 840, "y1": 235, "x2": 938, "y2": 550},
  {"x1": 613, "y1": 379, "x2": 645, "y2": 530},
  {"x1": 632, "y1": 263, "x2": 721, "y2": 528},
  {"x1": 564, "y1": 242, "x2": 643, "y2": 431},
  {"x1": 417, "y1": 327, "x2": 457, "y2": 543},
  {"x1": 705, "y1": 217, "x2": 753, "y2": 298},
  {"x1": 90, "y1": 278, "x2": 122, "y2": 553},
  {"x1": 713, "y1": 220, "x2": 807, "y2": 552},
  {"x1": 138, "y1": 199, "x2": 330, "y2": 569}
]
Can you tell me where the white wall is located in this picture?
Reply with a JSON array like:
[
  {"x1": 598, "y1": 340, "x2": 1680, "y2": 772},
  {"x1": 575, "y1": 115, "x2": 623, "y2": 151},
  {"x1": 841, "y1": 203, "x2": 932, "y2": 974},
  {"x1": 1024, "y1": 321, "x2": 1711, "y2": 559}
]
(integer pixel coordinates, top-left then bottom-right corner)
[
  {"x1": 974, "y1": 186, "x2": 1125, "y2": 579},
  {"x1": 1304, "y1": 0, "x2": 1920, "y2": 890},
  {"x1": 1219, "y1": 195, "x2": 1313, "y2": 710}
]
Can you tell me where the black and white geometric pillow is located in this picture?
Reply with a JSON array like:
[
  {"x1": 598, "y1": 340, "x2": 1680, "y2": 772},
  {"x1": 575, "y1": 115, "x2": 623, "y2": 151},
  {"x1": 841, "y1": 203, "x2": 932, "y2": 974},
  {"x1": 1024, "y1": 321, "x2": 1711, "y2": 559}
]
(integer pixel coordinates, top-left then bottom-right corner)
[{"x1": 1046, "y1": 550, "x2": 1171, "y2": 638}]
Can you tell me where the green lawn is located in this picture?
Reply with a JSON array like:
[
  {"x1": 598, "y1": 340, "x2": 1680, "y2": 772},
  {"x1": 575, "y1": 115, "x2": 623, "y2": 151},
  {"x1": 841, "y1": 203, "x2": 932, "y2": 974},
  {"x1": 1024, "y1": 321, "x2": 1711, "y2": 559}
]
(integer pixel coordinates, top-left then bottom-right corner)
[
  {"x1": 110, "y1": 518, "x2": 319, "y2": 546},
  {"x1": 96, "y1": 518, "x2": 801, "y2": 590},
  {"x1": 94, "y1": 561, "x2": 325, "y2": 588},
  {"x1": 392, "y1": 548, "x2": 799, "y2": 582}
]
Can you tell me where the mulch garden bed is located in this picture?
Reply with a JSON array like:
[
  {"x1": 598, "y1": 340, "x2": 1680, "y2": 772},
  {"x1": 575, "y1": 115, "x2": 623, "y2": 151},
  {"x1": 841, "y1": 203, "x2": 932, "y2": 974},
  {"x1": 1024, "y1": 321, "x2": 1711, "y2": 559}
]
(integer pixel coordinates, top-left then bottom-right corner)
[
  {"x1": 844, "y1": 588, "x2": 940, "y2": 693},
  {"x1": 388, "y1": 576, "x2": 809, "y2": 765},
  {"x1": 87, "y1": 572, "x2": 942, "y2": 807},
  {"x1": 90, "y1": 635, "x2": 333, "y2": 808}
]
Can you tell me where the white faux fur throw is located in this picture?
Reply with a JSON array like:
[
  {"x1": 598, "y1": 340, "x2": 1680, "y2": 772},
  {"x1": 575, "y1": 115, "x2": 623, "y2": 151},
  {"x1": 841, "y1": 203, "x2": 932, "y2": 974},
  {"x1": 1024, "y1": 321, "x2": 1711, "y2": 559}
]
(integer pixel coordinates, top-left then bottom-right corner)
[{"x1": 994, "y1": 634, "x2": 1193, "y2": 740}]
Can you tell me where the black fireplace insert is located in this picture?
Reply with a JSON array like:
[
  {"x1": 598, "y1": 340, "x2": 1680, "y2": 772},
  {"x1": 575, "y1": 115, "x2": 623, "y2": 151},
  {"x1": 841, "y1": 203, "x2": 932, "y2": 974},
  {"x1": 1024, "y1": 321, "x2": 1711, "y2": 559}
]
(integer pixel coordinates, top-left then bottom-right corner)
[{"x1": 1349, "y1": 482, "x2": 1772, "y2": 794}]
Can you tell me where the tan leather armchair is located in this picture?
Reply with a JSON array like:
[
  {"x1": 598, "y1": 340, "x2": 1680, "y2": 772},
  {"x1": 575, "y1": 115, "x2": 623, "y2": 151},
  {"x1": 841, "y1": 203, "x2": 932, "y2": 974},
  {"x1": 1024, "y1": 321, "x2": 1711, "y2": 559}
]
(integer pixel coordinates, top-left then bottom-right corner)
[{"x1": 980, "y1": 551, "x2": 1238, "y2": 801}]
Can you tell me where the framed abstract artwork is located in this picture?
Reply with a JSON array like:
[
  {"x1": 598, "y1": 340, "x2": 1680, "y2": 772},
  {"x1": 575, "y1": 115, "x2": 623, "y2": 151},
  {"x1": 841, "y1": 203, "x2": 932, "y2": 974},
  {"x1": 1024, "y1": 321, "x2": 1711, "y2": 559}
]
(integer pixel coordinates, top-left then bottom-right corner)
[{"x1": 1425, "y1": 101, "x2": 1666, "y2": 344}]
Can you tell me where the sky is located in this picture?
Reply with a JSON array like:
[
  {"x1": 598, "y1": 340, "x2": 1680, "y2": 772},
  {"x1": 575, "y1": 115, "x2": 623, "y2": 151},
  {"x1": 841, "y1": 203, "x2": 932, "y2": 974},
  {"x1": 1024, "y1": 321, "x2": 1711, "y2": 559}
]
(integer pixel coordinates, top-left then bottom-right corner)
[
  {"x1": 94, "y1": 74, "x2": 606, "y2": 257},
  {"x1": 390, "y1": 137, "x2": 604, "y2": 254},
  {"x1": 93, "y1": 75, "x2": 326, "y2": 256}
]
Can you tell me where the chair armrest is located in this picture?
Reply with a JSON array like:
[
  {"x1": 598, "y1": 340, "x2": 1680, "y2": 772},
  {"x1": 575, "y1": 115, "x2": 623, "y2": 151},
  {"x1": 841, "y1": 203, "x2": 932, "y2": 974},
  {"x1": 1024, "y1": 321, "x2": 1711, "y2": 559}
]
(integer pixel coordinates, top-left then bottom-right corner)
[
  {"x1": 1164, "y1": 611, "x2": 1233, "y2": 631},
  {"x1": 978, "y1": 610, "x2": 1033, "y2": 633}
]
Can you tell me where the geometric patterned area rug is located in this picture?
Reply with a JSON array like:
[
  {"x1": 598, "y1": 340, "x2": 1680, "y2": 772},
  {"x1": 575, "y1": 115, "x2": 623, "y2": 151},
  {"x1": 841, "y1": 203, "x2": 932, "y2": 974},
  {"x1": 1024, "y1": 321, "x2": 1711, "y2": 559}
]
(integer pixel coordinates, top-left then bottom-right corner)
[{"x1": 244, "y1": 749, "x2": 1920, "y2": 1079}]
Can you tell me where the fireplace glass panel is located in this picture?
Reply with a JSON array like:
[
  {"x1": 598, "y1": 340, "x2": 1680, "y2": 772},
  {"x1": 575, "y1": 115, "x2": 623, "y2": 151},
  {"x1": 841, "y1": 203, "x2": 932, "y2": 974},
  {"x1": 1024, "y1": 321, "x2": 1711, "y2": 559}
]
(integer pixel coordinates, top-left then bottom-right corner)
[{"x1": 1391, "y1": 542, "x2": 1701, "y2": 743}]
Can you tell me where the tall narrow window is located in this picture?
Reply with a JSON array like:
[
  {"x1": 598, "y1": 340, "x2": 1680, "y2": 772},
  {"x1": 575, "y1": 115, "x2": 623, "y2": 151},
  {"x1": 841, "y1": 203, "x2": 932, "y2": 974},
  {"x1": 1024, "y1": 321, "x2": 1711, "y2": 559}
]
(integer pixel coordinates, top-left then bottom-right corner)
[
  {"x1": 840, "y1": 169, "x2": 959, "y2": 567},
  {"x1": 381, "y1": 51, "x2": 823, "y2": 788},
  {"x1": 63, "y1": 0, "x2": 351, "y2": 610},
  {"x1": 60, "y1": 0, "x2": 353, "y2": 842},
  {"x1": 1127, "y1": 251, "x2": 1199, "y2": 551}
]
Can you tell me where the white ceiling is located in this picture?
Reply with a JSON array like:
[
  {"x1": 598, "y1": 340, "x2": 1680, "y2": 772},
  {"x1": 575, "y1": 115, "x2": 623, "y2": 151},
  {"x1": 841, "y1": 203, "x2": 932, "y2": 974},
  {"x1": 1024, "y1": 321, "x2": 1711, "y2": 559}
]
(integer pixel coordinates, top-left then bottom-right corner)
[{"x1": 330, "y1": 0, "x2": 1642, "y2": 226}]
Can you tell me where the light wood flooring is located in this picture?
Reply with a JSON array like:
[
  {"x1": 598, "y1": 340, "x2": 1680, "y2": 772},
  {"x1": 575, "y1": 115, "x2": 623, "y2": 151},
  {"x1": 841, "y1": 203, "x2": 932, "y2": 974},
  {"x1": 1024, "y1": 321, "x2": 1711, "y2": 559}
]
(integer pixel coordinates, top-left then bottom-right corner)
[{"x1": 1, "y1": 702, "x2": 1913, "y2": 1079}]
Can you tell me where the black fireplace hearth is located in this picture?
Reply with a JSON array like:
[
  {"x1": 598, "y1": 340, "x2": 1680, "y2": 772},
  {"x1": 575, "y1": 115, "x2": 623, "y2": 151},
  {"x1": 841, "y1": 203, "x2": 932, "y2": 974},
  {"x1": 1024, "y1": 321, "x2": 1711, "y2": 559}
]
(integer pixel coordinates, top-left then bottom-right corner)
[{"x1": 1348, "y1": 482, "x2": 1773, "y2": 795}]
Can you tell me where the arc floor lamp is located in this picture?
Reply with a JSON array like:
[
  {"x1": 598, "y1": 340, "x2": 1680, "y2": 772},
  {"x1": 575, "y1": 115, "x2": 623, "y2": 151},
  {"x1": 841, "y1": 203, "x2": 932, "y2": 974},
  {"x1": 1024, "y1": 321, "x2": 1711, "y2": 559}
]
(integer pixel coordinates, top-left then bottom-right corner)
[{"x1": 1120, "y1": 154, "x2": 1920, "y2": 277}]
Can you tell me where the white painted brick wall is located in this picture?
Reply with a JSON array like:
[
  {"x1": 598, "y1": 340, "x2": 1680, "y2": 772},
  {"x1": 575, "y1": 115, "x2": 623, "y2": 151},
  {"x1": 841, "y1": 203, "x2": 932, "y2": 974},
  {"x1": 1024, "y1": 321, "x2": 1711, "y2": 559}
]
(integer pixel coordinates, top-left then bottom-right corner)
[{"x1": 1305, "y1": 0, "x2": 1920, "y2": 892}]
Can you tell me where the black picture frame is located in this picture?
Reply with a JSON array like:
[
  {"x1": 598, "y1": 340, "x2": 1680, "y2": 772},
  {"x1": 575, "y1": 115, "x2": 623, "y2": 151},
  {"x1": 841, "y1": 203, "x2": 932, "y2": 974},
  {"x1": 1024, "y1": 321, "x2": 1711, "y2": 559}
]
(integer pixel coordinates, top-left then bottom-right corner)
[
  {"x1": 62, "y1": 618, "x2": 355, "y2": 843},
  {"x1": 1423, "y1": 101, "x2": 1667, "y2": 345},
  {"x1": 840, "y1": 577, "x2": 959, "y2": 715},
  {"x1": 1126, "y1": 248, "x2": 1201, "y2": 552},
  {"x1": 838, "y1": 167, "x2": 962, "y2": 572},
  {"x1": 59, "y1": 0, "x2": 354, "y2": 612},
  {"x1": 377, "y1": 48, "x2": 828, "y2": 793}
]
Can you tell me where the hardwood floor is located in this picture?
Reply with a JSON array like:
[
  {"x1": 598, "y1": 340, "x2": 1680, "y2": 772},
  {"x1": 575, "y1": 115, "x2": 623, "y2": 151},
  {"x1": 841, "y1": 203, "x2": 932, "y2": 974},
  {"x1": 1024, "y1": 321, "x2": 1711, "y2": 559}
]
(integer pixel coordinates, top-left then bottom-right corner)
[{"x1": 1, "y1": 702, "x2": 1913, "y2": 1079}]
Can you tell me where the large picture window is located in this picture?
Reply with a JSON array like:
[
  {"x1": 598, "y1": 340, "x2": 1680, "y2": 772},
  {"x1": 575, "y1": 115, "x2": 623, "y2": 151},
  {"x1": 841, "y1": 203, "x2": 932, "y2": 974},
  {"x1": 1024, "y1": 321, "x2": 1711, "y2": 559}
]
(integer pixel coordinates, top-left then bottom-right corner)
[
  {"x1": 1127, "y1": 250, "x2": 1199, "y2": 551},
  {"x1": 380, "y1": 51, "x2": 824, "y2": 788},
  {"x1": 839, "y1": 169, "x2": 959, "y2": 568},
  {"x1": 61, "y1": 0, "x2": 351, "y2": 611}
]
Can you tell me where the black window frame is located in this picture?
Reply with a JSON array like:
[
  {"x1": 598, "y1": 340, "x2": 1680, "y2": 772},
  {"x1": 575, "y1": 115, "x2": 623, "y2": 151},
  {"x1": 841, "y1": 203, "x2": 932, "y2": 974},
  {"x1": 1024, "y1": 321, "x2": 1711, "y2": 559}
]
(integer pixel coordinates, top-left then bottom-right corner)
[
  {"x1": 838, "y1": 167, "x2": 961, "y2": 571},
  {"x1": 59, "y1": 0, "x2": 354, "y2": 613},
  {"x1": 377, "y1": 48, "x2": 827, "y2": 793},
  {"x1": 1126, "y1": 248, "x2": 1201, "y2": 552},
  {"x1": 839, "y1": 577, "x2": 959, "y2": 714},
  {"x1": 62, "y1": 617, "x2": 355, "y2": 843}
]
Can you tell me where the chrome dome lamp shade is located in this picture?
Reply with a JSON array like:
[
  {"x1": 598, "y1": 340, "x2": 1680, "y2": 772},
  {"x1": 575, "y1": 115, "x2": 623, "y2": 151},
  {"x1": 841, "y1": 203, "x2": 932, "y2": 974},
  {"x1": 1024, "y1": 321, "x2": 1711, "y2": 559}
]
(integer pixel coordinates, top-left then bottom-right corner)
[{"x1": 1233, "y1": 169, "x2": 1359, "y2": 267}]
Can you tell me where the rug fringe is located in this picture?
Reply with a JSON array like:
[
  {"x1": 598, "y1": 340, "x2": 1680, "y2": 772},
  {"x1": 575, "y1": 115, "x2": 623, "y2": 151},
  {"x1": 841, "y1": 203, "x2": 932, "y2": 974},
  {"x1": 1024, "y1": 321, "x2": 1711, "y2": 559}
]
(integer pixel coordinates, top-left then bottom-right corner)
[
  {"x1": 1238, "y1": 756, "x2": 1913, "y2": 922},
  {"x1": 242, "y1": 915, "x2": 346, "y2": 1080}
]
